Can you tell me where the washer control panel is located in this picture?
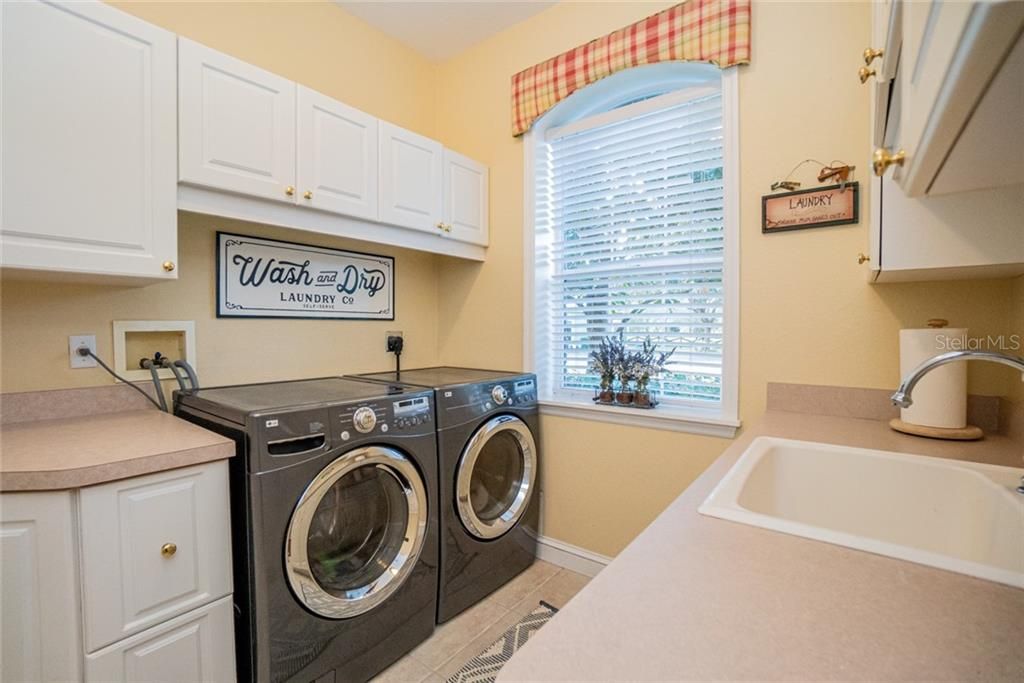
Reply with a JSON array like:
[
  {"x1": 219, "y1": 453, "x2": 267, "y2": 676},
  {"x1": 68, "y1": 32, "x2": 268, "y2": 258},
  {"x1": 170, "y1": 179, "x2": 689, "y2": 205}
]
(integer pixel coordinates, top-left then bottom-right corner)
[
  {"x1": 392, "y1": 395, "x2": 432, "y2": 430},
  {"x1": 332, "y1": 391, "x2": 433, "y2": 438}
]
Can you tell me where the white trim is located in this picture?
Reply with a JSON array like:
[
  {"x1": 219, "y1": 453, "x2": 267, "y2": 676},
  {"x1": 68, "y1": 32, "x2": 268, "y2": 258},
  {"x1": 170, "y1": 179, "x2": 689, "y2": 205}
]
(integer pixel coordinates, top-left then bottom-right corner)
[
  {"x1": 535, "y1": 534, "x2": 612, "y2": 578},
  {"x1": 522, "y1": 64, "x2": 742, "y2": 430},
  {"x1": 178, "y1": 185, "x2": 486, "y2": 262},
  {"x1": 540, "y1": 399, "x2": 739, "y2": 438}
]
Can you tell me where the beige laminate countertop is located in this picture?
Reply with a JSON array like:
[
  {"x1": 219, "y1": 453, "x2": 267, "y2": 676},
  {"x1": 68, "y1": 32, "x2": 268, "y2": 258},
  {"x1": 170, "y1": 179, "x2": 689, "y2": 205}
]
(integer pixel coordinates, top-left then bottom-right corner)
[
  {"x1": 499, "y1": 411, "x2": 1024, "y2": 682},
  {"x1": 0, "y1": 410, "x2": 234, "y2": 491}
]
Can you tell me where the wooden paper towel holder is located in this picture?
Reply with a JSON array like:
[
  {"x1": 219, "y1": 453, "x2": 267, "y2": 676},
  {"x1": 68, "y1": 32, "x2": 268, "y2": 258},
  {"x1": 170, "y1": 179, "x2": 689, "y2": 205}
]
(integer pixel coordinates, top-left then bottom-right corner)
[{"x1": 889, "y1": 419, "x2": 984, "y2": 441}]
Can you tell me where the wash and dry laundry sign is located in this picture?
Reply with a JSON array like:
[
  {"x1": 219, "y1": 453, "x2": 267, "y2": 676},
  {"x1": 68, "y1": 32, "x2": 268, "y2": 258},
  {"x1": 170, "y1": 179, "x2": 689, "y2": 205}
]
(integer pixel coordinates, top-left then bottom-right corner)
[
  {"x1": 217, "y1": 232, "x2": 394, "y2": 320},
  {"x1": 762, "y1": 182, "x2": 859, "y2": 233}
]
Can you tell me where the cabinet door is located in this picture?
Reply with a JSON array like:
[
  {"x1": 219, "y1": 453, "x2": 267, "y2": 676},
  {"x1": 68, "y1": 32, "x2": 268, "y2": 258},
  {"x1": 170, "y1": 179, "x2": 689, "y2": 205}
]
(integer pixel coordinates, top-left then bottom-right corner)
[
  {"x1": 0, "y1": 0, "x2": 177, "y2": 279},
  {"x1": 179, "y1": 38, "x2": 296, "y2": 203},
  {"x1": 297, "y1": 86, "x2": 379, "y2": 220},
  {"x1": 79, "y1": 461, "x2": 232, "y2": 652},
  {"x1": 443, "y1": 149, "x2": 489, "y2": 246},
  {"x1": 85, "y1": 596, "x2": 235, "y2": 683},
  {"x1": 0, "y1": 491, "x2": 82, "y2": 682},
  {"x1": 378, "y1": 121, "x2": 443, "y2": 233}
]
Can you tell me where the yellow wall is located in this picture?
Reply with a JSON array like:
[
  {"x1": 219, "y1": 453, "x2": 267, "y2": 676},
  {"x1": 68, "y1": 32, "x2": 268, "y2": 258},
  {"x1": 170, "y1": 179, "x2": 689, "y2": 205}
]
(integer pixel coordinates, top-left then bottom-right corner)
[
  {"x1": 434, "y1": 0, "x2": 1022, "y2": 556},
  {"x1": 0, "y1": 215, "x2": 440, "y2": 393},
  {"x1": 1, "y1": 0, "x2": 441, "y2": 393}
]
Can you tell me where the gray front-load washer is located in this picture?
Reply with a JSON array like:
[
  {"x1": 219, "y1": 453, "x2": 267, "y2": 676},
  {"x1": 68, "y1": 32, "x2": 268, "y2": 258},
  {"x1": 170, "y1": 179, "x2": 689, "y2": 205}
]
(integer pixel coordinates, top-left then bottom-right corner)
[{"x1": 175, "y1": 378, "x2": 438, "y2": 683}]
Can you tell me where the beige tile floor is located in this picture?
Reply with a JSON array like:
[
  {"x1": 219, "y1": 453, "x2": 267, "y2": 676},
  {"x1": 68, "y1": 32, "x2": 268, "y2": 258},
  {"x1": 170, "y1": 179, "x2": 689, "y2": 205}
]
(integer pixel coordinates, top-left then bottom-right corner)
[{"x1": 371, "y1": 561, "x2": 591, "y2": 683}]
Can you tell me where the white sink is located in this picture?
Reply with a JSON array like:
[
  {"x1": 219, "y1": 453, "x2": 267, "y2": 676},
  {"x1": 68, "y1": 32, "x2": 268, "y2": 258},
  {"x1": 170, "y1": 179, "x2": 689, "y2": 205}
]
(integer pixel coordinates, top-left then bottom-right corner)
[{"x1": 699, "y1": 437, "x2": 1024, "y2": 588}]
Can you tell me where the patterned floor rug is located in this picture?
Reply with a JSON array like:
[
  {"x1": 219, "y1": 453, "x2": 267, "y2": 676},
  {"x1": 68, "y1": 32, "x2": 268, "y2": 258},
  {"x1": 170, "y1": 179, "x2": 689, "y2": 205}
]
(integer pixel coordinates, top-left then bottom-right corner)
[{"x1": 445, "y1": 601, "x2": 559, "y2": 683}]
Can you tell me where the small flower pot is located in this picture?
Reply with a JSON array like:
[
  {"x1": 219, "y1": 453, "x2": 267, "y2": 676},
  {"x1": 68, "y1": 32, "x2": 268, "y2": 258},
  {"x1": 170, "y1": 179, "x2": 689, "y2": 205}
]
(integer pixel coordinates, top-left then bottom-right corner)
[
  {"x1": 598, "y1": 390, "x2": 615, "y2": 404},
  {"x1": 634, "y1": 392, "x2": 652, "y2": 408},
  {"x1": 615, "y1": 391, "x2": 634, "y2": 405}
]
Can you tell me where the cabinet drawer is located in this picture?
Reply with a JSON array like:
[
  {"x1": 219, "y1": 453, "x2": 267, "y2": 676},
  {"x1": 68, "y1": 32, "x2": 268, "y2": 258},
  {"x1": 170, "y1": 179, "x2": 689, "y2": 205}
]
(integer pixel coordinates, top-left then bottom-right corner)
[
  {"x1": 85, "y1": 596, "x2": 235, "y2": 682},
  {"x1": 79, "y1": 461, "x2": 232, "y2": 652}
]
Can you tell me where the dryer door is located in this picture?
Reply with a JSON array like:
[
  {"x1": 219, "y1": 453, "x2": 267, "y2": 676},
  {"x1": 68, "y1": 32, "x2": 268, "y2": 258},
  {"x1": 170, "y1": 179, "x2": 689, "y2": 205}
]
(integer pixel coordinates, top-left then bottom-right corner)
[
  {"x1": 456, "y1": 414, "x2": 537, "y2": 540},
  {"x1": 285, "y1": 446, "x2": 427, "y2": 619}
]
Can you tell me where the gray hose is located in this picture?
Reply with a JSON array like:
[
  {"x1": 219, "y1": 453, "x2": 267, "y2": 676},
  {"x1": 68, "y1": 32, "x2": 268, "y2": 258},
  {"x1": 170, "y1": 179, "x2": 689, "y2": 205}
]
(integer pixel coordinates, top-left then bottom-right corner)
[{"x1": 141, "y1": 359, "x2": 168, "y2": 412}]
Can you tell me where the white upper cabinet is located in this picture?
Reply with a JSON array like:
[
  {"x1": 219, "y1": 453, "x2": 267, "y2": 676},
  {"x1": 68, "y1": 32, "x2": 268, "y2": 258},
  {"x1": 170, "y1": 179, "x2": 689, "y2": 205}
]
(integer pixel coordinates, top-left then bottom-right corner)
[
  {"x1": 179, "y1": 38, "x2": 297, "y2": 203},
  {"x1": 874, "y1": 0, "x2": 1024, "y2": 197},
  {"x1": 0, "y1": 0, "x2": 178, "y2": 280},
  {"x1": 866, "y1": 0, "x2": 1024, "y2": 281},
  {"x1": 378, "y1": 122, "x2": 444, "y2": 234},
  {"x1": 443, "y1": 149, "x2": 489, "y2": 246},
  {"x1": 297, "y1": 86, "x2": 379, "y2": 221}
]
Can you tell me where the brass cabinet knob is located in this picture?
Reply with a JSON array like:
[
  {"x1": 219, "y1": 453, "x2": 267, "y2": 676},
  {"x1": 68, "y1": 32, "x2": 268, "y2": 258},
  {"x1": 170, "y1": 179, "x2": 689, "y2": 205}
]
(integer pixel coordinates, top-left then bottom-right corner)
[
  {"x1": 285, "y1": 186, "x2": 295, "y2": 196},
  {"x1": 161, "y1": 542, "x2": 177, "y2": 558},
  {"x1": 436, "y1": 222, "x2": 445, "y2": 231},
  {"x1": 872, "y1": 147, "x2": 906, "y2": 176},
  {"x1": 858, "y1": 66, "x2": 876, "y2": 84},
  {"x1": 863, "y1": 47, "x2": 884, "y2": 65},
  {"x1": 162, "y1": 261, "x2": 175, "y2": 272},
  {"x1": 303, "y1": 190, "x2": 313, "y2": 200},
  {"x1": 857, "y1": 253, "x2": 870, "y2": 265},
  {"x1": 444, "y1": 223, "x2": 452, "y2": 233}
]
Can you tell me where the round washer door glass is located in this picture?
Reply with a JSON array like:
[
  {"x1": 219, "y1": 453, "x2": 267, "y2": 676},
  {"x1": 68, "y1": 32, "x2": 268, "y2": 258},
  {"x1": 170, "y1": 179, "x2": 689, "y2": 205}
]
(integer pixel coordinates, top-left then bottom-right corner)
[
  {"x1": 285, "y1": 446, "x2": 428, "y2": 619},
  {"x1": 456, "y1": 415, "x2": 537, "y2": 540}
]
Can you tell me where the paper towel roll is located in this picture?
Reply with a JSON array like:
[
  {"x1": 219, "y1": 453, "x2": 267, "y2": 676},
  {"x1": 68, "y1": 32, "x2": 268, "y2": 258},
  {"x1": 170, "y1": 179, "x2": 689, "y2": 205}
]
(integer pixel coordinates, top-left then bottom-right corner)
[{"x1": 899, "y1": 326, "x2": 967, "y2": 429}]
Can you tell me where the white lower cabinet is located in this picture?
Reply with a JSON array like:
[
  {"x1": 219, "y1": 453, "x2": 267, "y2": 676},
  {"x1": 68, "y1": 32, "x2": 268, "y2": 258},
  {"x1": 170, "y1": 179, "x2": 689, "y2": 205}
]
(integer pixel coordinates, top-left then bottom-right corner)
[
  {"x1": 84, "y1": 597, "x2": 235, "y2": 683},
  {"x1": 0, "y1": 460, "x2": 234, "y2": 682},
  {"x1": 0, "y1": 492, "x2": 82, "y2": 682},
  {"x1": 79, "y1": 462, "x2": 233, "y2": 652}
]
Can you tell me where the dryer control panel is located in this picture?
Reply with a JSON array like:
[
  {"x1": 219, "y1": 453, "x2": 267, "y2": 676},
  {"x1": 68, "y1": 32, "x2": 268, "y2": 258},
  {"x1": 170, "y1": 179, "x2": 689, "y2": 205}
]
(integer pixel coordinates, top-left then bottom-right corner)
[{"x1": 435, "y1": 375, "x2": 538, "y2": 428}]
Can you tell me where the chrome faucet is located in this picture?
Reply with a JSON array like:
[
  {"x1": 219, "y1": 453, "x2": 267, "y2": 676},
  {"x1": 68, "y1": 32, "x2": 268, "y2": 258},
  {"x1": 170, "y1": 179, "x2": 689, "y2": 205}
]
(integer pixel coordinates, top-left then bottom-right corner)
[{"x1": 891, "y1": 350, "x2": 1024, "y2": 408}]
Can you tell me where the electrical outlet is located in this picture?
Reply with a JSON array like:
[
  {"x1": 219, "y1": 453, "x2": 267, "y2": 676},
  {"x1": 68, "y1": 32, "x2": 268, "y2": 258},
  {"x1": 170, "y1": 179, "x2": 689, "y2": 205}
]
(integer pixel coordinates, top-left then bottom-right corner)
[{"x1": 69, "y1": 335, "x2": 97, "y2": 369}]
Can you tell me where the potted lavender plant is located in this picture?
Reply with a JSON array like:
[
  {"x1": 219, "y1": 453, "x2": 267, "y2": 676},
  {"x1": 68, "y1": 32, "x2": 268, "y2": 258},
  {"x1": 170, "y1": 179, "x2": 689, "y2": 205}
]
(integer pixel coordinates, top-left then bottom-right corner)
[
  {"x1": 588, "y1": 336, "x2": 616, "y2": 404},
  {"x1": 634, "y1": 337, "x2": 675, "y2": 408}
]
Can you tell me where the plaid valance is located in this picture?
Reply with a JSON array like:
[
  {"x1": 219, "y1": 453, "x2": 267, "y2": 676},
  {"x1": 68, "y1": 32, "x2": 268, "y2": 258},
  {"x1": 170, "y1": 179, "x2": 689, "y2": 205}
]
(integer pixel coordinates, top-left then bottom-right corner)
[{"x1": 511, "y1": 0, "x2": 750, "y2": 136}]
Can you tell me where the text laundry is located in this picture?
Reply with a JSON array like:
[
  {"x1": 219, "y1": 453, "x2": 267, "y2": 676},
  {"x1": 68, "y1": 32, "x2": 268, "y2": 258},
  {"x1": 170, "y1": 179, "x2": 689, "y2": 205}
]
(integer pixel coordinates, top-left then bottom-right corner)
[
  {"x1": 280, "y1": 293, "x2": 336, "y2": 304},
  {"x1": 789, "y1": 194, "x2": 834, "y2": 209}
]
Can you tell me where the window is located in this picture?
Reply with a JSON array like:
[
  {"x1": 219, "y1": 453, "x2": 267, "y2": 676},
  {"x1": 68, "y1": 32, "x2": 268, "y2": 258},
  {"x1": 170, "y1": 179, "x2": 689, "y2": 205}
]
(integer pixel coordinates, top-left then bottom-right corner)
[{"x1": 525, "y1": 65, "x2": 739, "y2": 435}]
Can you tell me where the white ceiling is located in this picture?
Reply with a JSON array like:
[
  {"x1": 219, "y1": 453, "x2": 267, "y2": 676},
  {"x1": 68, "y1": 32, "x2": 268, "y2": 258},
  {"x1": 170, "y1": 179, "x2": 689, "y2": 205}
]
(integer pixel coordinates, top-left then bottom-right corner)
[{"x1": 335, "y1": 1, "x2": 557, "y2": 61}]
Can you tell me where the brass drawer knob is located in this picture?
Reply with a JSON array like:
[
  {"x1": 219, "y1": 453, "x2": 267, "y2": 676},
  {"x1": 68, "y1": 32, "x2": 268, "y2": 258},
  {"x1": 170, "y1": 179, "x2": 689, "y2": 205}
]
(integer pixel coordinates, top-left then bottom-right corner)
[
  {"x1": 161, "y1": 542, "x2": 177, "y2": 558},
  {"x1": 303, "y1": 190, "x2": 313, "y2": 200},
  {"x1": 285, "y1": 185, "x2": 295, "y2": 196},
  {"x1": 162, "y1": 261, "x2": 175, "y2": 272},
  {"x1": 857, "y1": 253, "x2": 870, "y2": 265},
  {"x1": 863, "y1": 47, "x2": 884, "y2": 65},
  {"x1": 858, "y1": 66, "x2": 876, "y2": 84},
  {"x1": 436, "y1": 222, "x2": 445, "y2": 231},
  {"x1": 872, "y1": 148, "x2": 906, "y2": 176}
]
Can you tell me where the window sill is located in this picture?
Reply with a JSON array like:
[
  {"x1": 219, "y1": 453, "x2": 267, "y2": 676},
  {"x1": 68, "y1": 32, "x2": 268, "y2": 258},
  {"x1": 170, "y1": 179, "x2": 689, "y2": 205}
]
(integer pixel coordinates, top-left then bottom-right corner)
[{"x1": 538, "y1": 399, "x2": 741, "y2": 438}]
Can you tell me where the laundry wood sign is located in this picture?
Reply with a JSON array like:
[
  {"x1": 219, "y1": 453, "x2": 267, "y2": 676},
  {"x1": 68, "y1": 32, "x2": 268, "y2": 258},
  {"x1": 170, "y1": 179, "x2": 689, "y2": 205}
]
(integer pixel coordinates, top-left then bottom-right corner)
[
  {"x1": 217, "y1": 232, "x2": 394, "y2": 320},
  {"x1": 762, "y1": 182, "x2": 859, "y2": 233}
]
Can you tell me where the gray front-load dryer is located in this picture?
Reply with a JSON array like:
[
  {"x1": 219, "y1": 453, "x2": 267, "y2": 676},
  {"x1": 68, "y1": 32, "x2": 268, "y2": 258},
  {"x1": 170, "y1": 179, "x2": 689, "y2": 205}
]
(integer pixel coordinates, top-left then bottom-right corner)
[
  {"x1": 175, "y1": 378, "x2": 438, "y2": 683},
  {"x1": 354, "y1": 368, "x2": 540, "y2": 624}
]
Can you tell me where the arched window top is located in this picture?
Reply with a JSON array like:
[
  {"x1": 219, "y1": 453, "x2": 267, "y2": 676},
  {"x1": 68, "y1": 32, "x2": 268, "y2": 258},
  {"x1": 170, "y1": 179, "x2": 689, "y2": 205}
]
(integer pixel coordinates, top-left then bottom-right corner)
[{"x1": 532, "y1": 63, "x2": 723, "y2": 134}]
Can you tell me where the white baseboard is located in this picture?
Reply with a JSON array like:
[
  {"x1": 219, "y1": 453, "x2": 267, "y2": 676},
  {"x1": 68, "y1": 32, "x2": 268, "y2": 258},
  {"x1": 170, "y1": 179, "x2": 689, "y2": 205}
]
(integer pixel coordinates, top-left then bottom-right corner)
[{"x1": 535, "y1": 535, "x2": 613, "y2": 577}]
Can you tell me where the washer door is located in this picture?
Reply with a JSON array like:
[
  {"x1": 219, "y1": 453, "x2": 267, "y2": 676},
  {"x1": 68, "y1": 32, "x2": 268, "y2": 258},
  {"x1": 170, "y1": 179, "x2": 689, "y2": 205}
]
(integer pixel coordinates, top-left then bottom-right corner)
[
  {"x1": 456, "y1": 415, "x2": 537, "y2": 540},
  {"x1": 285, "y1": 446, "x2": 427, "y2": 619}
]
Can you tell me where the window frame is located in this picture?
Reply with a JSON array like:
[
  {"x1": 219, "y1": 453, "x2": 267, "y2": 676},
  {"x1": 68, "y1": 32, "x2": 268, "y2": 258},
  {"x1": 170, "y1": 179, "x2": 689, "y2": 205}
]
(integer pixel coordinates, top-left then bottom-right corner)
[{"x1": 523, "y1": 63, "x2": 740, "y2": 438}]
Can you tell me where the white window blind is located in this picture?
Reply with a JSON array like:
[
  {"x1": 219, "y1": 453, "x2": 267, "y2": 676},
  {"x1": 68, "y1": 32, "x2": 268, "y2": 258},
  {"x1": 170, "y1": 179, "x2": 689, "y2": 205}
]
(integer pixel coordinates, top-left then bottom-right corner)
[{"x1": 534, "y1": 85, "x2": 727, "y2": 408}]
